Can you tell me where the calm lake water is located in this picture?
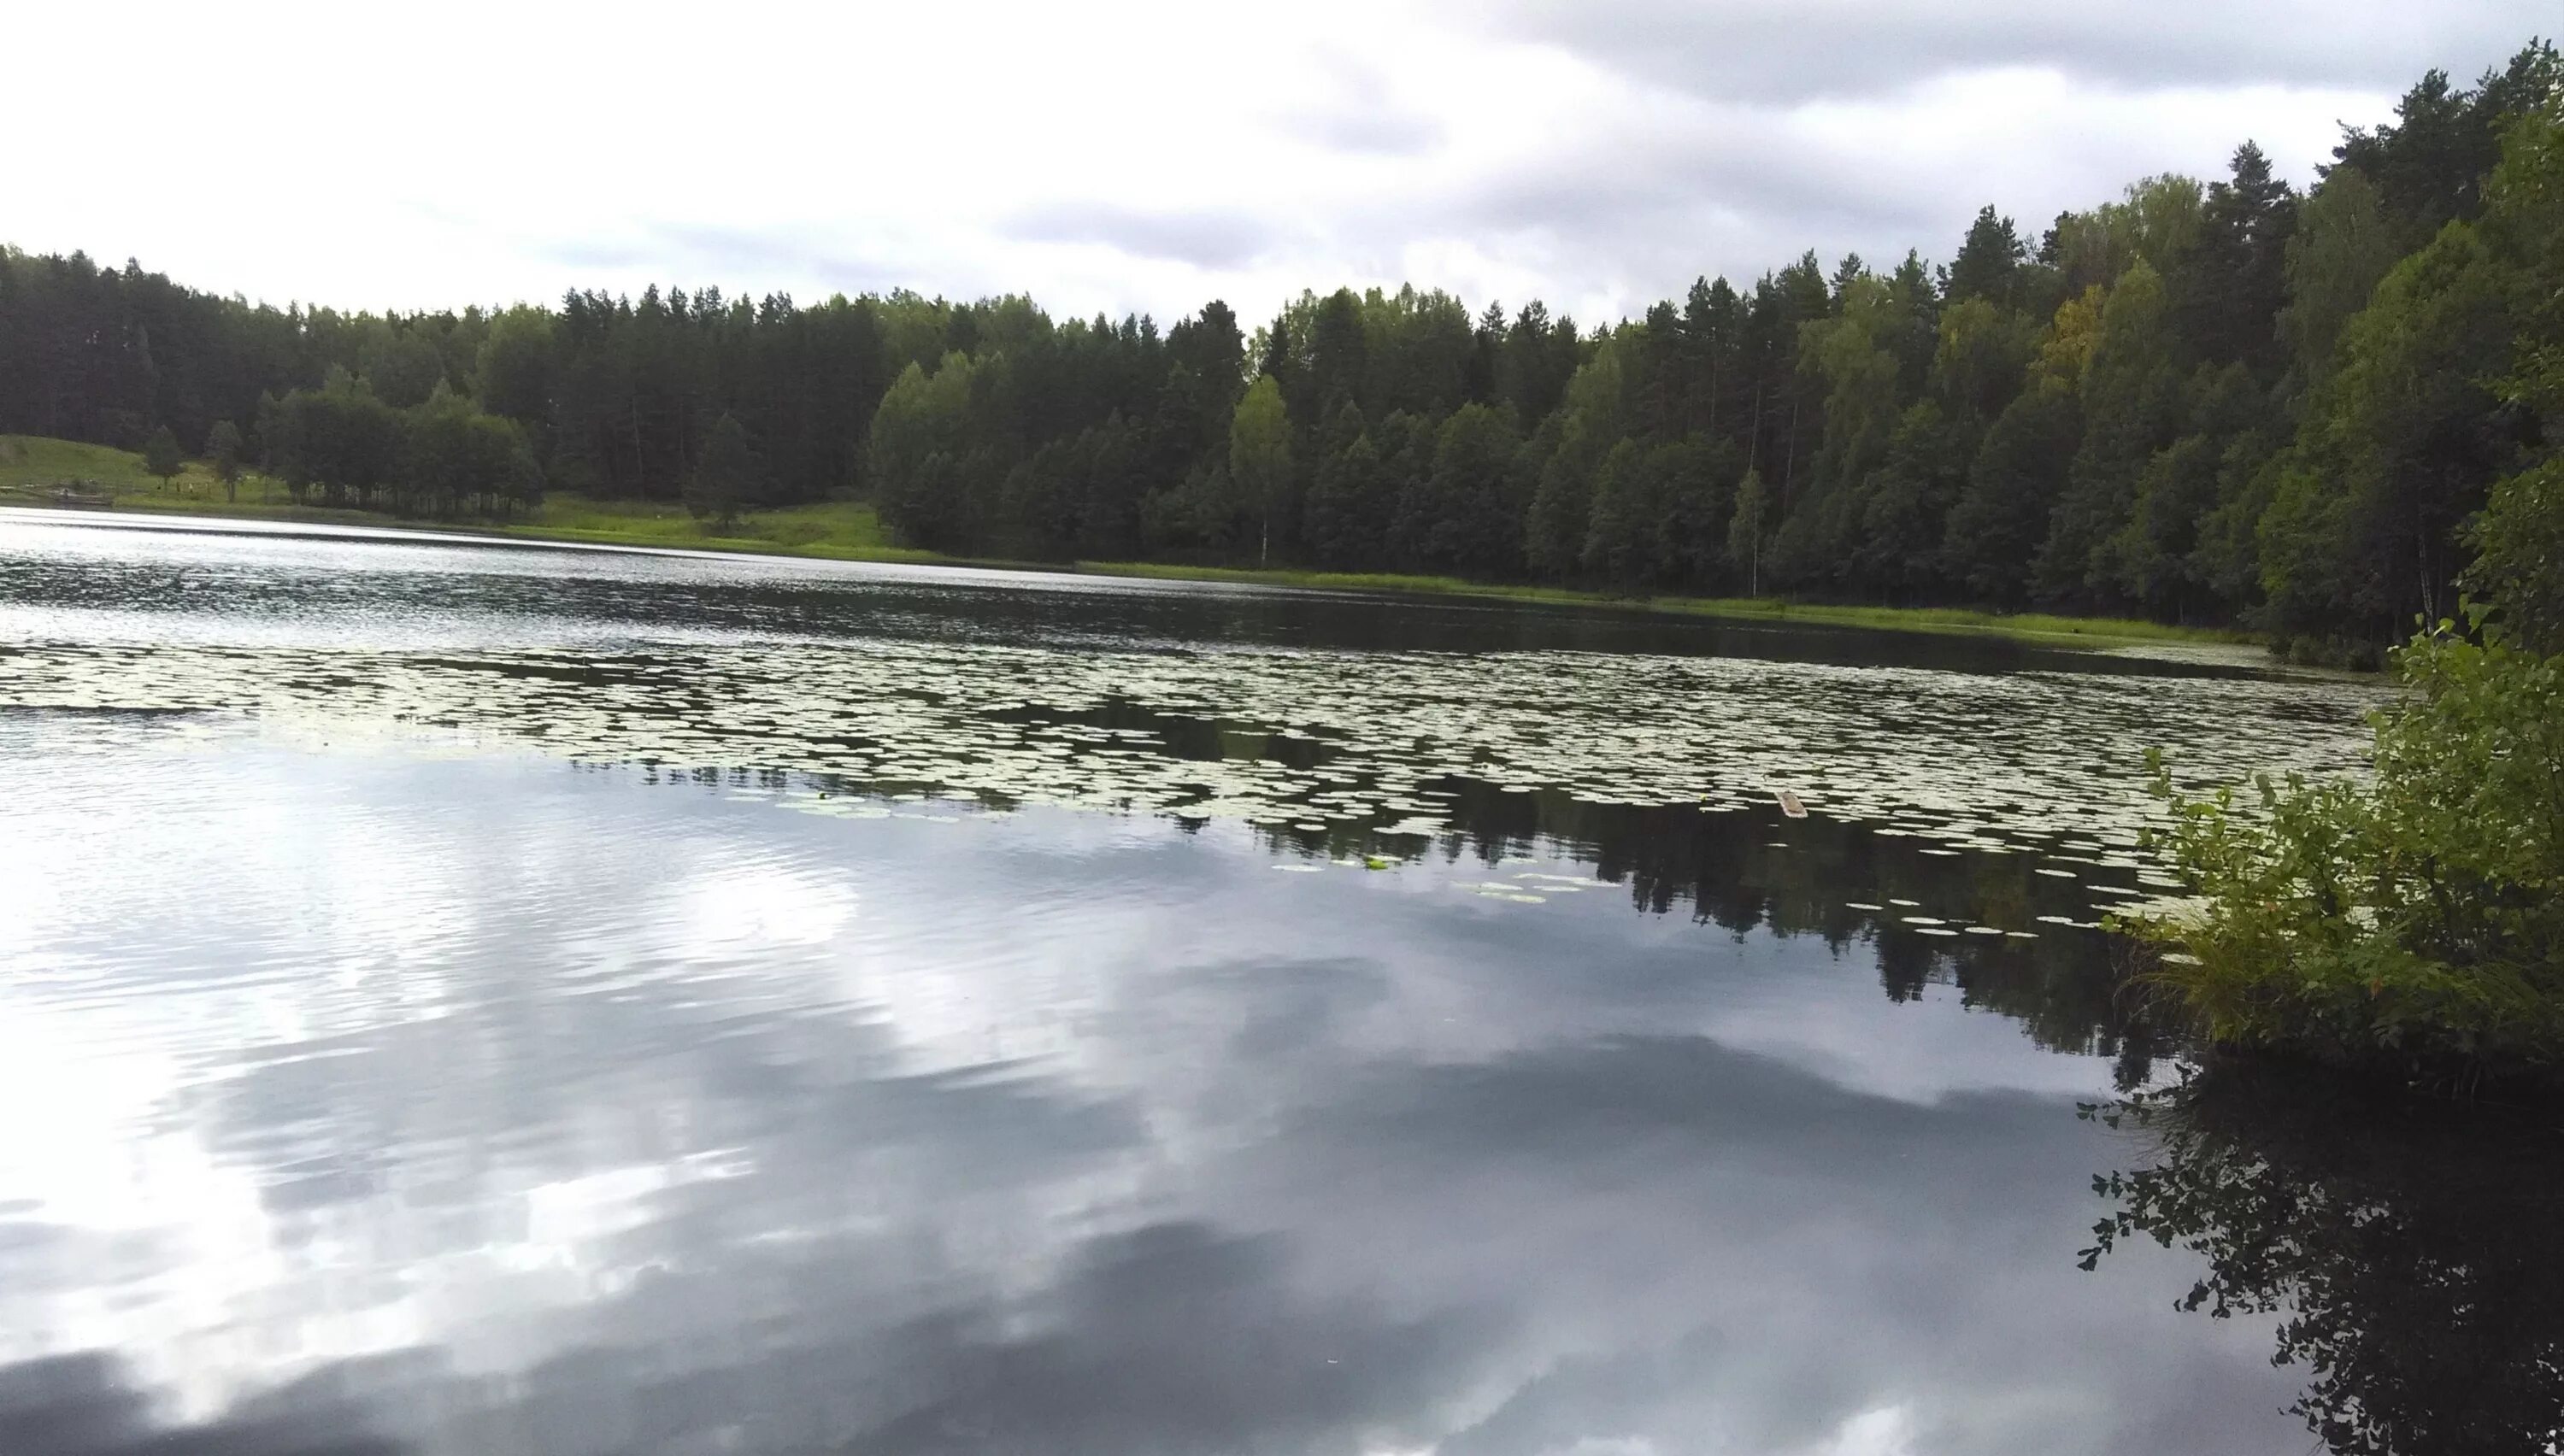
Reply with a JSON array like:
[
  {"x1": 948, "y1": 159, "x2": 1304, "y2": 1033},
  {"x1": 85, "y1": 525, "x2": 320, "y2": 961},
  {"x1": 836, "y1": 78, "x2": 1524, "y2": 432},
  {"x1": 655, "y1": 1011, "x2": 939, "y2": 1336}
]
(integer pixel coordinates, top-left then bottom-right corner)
[{"x1": 1, "y1": 508, "x2": 2555, "y2": 1456}]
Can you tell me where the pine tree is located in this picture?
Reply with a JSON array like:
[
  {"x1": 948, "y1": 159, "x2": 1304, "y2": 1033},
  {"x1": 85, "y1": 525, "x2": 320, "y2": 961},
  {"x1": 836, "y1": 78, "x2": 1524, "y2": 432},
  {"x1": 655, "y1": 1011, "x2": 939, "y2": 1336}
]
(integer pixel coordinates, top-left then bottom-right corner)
[
  {"x1": 1728, "y1": 468, "x2": 1770, "y2": 596},
  {"x1": 688, "y1": 411, "x2": 753, "y2": 531},
  {"x1": 1947, "y1": 205, "x2": 2026, "y2": 305}
]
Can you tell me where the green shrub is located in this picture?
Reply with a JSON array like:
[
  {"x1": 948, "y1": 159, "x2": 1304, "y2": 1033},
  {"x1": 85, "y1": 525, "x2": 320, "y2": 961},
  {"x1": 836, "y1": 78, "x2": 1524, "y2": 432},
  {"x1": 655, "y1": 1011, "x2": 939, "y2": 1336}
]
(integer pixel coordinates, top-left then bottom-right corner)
[{"x1": 2131, "y1": 617, "x2": 2564, "y2": 1077}]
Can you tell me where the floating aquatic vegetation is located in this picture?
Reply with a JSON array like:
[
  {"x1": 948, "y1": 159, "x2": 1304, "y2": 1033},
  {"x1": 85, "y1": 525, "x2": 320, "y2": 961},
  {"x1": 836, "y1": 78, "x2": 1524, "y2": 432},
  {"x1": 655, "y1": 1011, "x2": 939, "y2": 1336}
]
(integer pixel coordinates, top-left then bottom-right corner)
[{"x1": 0, "y1": 621, "x2": 2379, "y2": 924}]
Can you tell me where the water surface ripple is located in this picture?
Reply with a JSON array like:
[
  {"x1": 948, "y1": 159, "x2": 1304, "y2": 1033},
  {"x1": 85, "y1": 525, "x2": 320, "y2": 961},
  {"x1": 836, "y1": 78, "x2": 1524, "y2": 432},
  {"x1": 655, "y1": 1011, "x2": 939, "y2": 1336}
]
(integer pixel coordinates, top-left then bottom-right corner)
[{"x1": 0, "y1": 514, "x2": 2479, "y2": 1456}]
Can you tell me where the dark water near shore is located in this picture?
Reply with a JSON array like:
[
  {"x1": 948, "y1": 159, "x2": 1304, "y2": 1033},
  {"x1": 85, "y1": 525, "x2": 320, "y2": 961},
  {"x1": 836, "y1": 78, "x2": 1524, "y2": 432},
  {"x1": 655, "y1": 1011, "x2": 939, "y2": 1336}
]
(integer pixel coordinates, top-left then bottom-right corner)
[{"x1": 2, "y1": 509, "x2": 2555, "y2": 1456}]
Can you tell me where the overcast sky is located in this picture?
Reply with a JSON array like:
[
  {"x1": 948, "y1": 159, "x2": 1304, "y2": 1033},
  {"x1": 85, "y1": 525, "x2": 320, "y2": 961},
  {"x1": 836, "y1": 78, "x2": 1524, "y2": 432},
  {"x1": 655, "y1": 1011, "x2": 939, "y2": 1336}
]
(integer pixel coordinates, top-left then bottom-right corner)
[{"x1": 12, "y1": 2, "x2": 2549, "y2": 328}]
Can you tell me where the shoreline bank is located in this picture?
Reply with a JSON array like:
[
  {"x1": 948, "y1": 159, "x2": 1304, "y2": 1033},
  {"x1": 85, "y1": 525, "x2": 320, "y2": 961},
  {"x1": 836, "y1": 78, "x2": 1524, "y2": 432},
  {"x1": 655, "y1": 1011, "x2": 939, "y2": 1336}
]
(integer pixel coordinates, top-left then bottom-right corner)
[{"x1": 2, "y1": 483, "x2": 2255, "y2": 652}]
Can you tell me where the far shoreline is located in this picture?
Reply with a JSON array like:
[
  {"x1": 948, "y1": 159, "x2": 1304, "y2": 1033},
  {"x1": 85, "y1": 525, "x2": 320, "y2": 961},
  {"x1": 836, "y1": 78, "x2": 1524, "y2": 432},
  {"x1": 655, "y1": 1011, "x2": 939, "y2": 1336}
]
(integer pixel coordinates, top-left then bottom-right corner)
[{"x1": 2, "y1": 487, "x2": 2262, "y2": 653}]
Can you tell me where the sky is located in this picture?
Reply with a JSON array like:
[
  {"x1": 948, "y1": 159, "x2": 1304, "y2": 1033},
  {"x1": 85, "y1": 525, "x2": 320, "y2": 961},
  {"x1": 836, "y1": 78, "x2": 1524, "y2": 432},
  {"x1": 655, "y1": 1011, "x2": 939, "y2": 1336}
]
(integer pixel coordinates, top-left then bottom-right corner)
[{"x1": 10, "y1": 1, "x2": 2552, "y2": 329}]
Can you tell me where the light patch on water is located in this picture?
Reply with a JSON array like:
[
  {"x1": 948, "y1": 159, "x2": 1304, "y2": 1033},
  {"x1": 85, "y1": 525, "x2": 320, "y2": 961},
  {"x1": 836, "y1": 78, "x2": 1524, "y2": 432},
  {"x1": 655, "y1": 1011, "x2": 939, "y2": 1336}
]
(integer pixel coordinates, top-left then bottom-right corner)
[
  {"x1": 0, "y1": 998, "x2": 314, "y2": 1419},
  {"x1": 664, "y1": 863, "x2": 856, "y2": 950}
]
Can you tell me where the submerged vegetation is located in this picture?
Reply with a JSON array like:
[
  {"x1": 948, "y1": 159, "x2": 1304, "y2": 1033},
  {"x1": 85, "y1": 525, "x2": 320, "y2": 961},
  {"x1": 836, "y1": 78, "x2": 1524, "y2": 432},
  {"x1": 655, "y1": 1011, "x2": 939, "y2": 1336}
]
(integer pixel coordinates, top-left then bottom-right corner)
[{"x1": 2, "y1": 46, "x2": 2557, "y2": 655}]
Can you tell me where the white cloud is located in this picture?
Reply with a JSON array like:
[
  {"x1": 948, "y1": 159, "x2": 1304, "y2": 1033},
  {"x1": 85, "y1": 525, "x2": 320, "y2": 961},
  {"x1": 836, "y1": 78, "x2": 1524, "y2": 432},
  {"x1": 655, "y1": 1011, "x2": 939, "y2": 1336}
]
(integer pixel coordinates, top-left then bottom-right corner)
[
  {"x1": 9, "y1": 0, "x2": 2541, "y2": 327},
  {"x1": 1808, "y1": 1406, "x2": 1916, "y2": 1456}
]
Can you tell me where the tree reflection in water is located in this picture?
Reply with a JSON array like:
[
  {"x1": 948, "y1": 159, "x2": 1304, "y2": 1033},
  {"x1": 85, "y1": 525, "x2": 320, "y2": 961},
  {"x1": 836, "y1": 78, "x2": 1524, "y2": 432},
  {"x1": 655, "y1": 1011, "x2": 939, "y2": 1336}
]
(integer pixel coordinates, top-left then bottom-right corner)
[
  {"x1": 1284, "y1": 778, "x2": 2173, "y2": 1080},
  {"x1": 2079, "y1": 1065, "x2": 2564, "y2": 1456}
]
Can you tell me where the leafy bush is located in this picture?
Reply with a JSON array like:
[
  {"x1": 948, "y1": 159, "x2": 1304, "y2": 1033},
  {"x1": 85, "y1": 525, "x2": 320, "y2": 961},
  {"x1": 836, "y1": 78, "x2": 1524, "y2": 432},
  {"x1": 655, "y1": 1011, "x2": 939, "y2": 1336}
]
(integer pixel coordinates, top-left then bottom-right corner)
[{"x1": 2131, "y1": 617, "x2": 2564, "y2": 1077}]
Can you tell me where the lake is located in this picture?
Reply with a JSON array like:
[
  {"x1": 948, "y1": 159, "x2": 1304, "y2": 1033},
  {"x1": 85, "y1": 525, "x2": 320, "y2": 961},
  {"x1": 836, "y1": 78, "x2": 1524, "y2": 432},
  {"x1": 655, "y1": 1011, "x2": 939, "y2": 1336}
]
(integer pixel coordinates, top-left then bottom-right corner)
[{"x1": 1, "y1": 508, "x2": 2554, "y2": 1456}]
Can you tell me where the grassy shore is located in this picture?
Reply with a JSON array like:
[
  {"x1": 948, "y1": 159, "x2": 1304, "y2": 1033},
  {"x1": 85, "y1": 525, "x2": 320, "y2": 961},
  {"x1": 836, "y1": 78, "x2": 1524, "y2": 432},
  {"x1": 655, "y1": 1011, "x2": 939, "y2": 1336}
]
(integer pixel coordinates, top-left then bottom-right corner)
[
  {"x1": 481, "y1": 494, "x2": 942, "y2": 563},
  {"x1": 0, "y1": 434, "x2": 942, "y2": 562},
  {"x1": 0, "y1": 432, "x2": 269, "y2": 501},
  {"x1": 3, "y1": 432, "x2": 2255, "y2": 649},
  {"x1": 1075, "y1": 561, "x2": 2255, "y2": 645}
]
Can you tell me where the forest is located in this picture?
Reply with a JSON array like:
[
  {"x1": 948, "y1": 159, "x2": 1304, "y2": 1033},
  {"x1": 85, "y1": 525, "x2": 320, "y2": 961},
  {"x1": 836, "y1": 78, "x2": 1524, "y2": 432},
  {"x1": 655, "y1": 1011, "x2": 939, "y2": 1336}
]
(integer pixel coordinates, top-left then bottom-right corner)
[{"x1": 1, "y1": 43, "x2": 2555, "y2": 660}]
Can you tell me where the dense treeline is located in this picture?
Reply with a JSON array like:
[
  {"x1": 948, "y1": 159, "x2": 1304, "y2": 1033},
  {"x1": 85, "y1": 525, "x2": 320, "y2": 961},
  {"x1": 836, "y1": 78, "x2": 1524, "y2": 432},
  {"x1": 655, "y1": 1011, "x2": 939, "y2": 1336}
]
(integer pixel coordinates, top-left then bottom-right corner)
[
  {"x1": 2133, "y1": 93, "x2": 2564, "y2": 1081},
  {"x1": 2, "y1": 44, "x2": 2555, "y2": 656}
]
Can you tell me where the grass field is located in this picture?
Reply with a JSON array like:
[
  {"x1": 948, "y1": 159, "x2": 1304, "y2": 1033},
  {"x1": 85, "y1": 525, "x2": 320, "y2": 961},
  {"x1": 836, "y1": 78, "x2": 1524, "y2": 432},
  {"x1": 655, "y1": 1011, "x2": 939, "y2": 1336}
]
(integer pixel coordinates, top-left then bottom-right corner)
[
  {"x1": 2, "y1": 432, "x2": 2256, "y2": 649},
  {"x1": 0, "y1": 434, "x2": 938, "y2": 562},
  {"x1": 486, "y1": 494, "x2": 940, "y2": 562},
  {"x1": 0, "y1": 432, "x2": 286, "y2": 502}
]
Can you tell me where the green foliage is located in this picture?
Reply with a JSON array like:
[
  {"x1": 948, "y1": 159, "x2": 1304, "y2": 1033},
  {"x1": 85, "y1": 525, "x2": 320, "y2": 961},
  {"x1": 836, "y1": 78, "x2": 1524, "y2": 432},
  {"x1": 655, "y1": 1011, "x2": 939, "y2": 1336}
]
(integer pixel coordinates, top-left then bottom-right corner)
[
  {"x1": 1848, "y1": 401, "x2": 1968, "y2": 597},
  {"x1": 2132, "y1": 616, "x2": 2564, "y2": 1072},
  {"x1": 475, "y1": 307, "x2": 555, "y2": 425},
  {"x1": 2463, "y1": 459, "x2": 2564, "y2": 651},
  {"x1": 263, "y1": 370, "x2": 404, "y2": 508},
  {"x1": 2259, "y1": 96, "x2": 2562, "y2": 649},
  {"x1": 1580, "y1": 437, "x2": 1653, "y2": 587},
  {"x1": 205, "y1": 420, "x2": 242, "y2": 481},
  {"x1": 2256, "y1": 220, "x2": 2523, "y2": 643},
  {"x1": 1797, "y1": 274, "x2": 1902, "y2": 507},
  {"x1": 2460, "y1": 109, "x2": 2564, "y2": 654},
  {"x1": 2034, "y1": 260, "x2": 2179, "y2": 608},
  {"x1": 868, "y1": 355, "x2": 979, "y2": 549},
  {"x1": 1521, "y1": 338, "x2": 1624, "y2": 578},
  {"x1": 1945, "y1": 205, "x2": 2025, "y2": 305},
  {"x1": 2103, "y1": 363, "x2": 2267, "y2": 619},
  {"x1": 2278, "y1": 167, "x2": 2398, "y2": 394},
  {"x1": 408, "y1": 386, "x2": 544, "y2": 519},
  {"x1": 2332, "y1": 40, "x2": 2562, "y2": 250},
  {"x1": 1301, "y1": 402, "x2": 1382, "y2": 568},
  {"x1": 1406, "y1": 401, "x2": 1520, "y2": 576},
  {"x1": 246, "y1": 372, "x2": 540, "y2": 519},
  {"x1": 2173, "y1": 143, "x2": 2297, "y2": 373},
  {"x1": 359, "y1": 328, "x2": 447, "y2": 409},
  {"x1": 1944, "y1": 385, "x2": 2073, "y2": 606},
  {"x1": 686, "y1": 412, "x2": 754, "y2": 529},
  {"x1": 1140, "y1": 461, "x2": 1244, "y2": 555},
  {"x1": 269, "y1": 367, "x2": 400, "y2": 502},
  {"x1": 1227, "y1": 374, "x2": 1290, "y2": 566},
  {"x1": 1653, "y1": 439, "x2": 1734, "y2": 588},
  {"x1": 1726, "y1": 468, "x2": 1769, "y2": 596},
  {"x1": 2132, "y1": 104, "x2": 2564, "y2": 1060},
  {"x1": 2044, "y1": 173, "x2": 2205, "y2": 297},
  {"x1": 1930, "y1": 295, "x2": 2034, "y2": 423},
  {"x1": 140, "y1": 425, "x2": 183, "y2": 482}
]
